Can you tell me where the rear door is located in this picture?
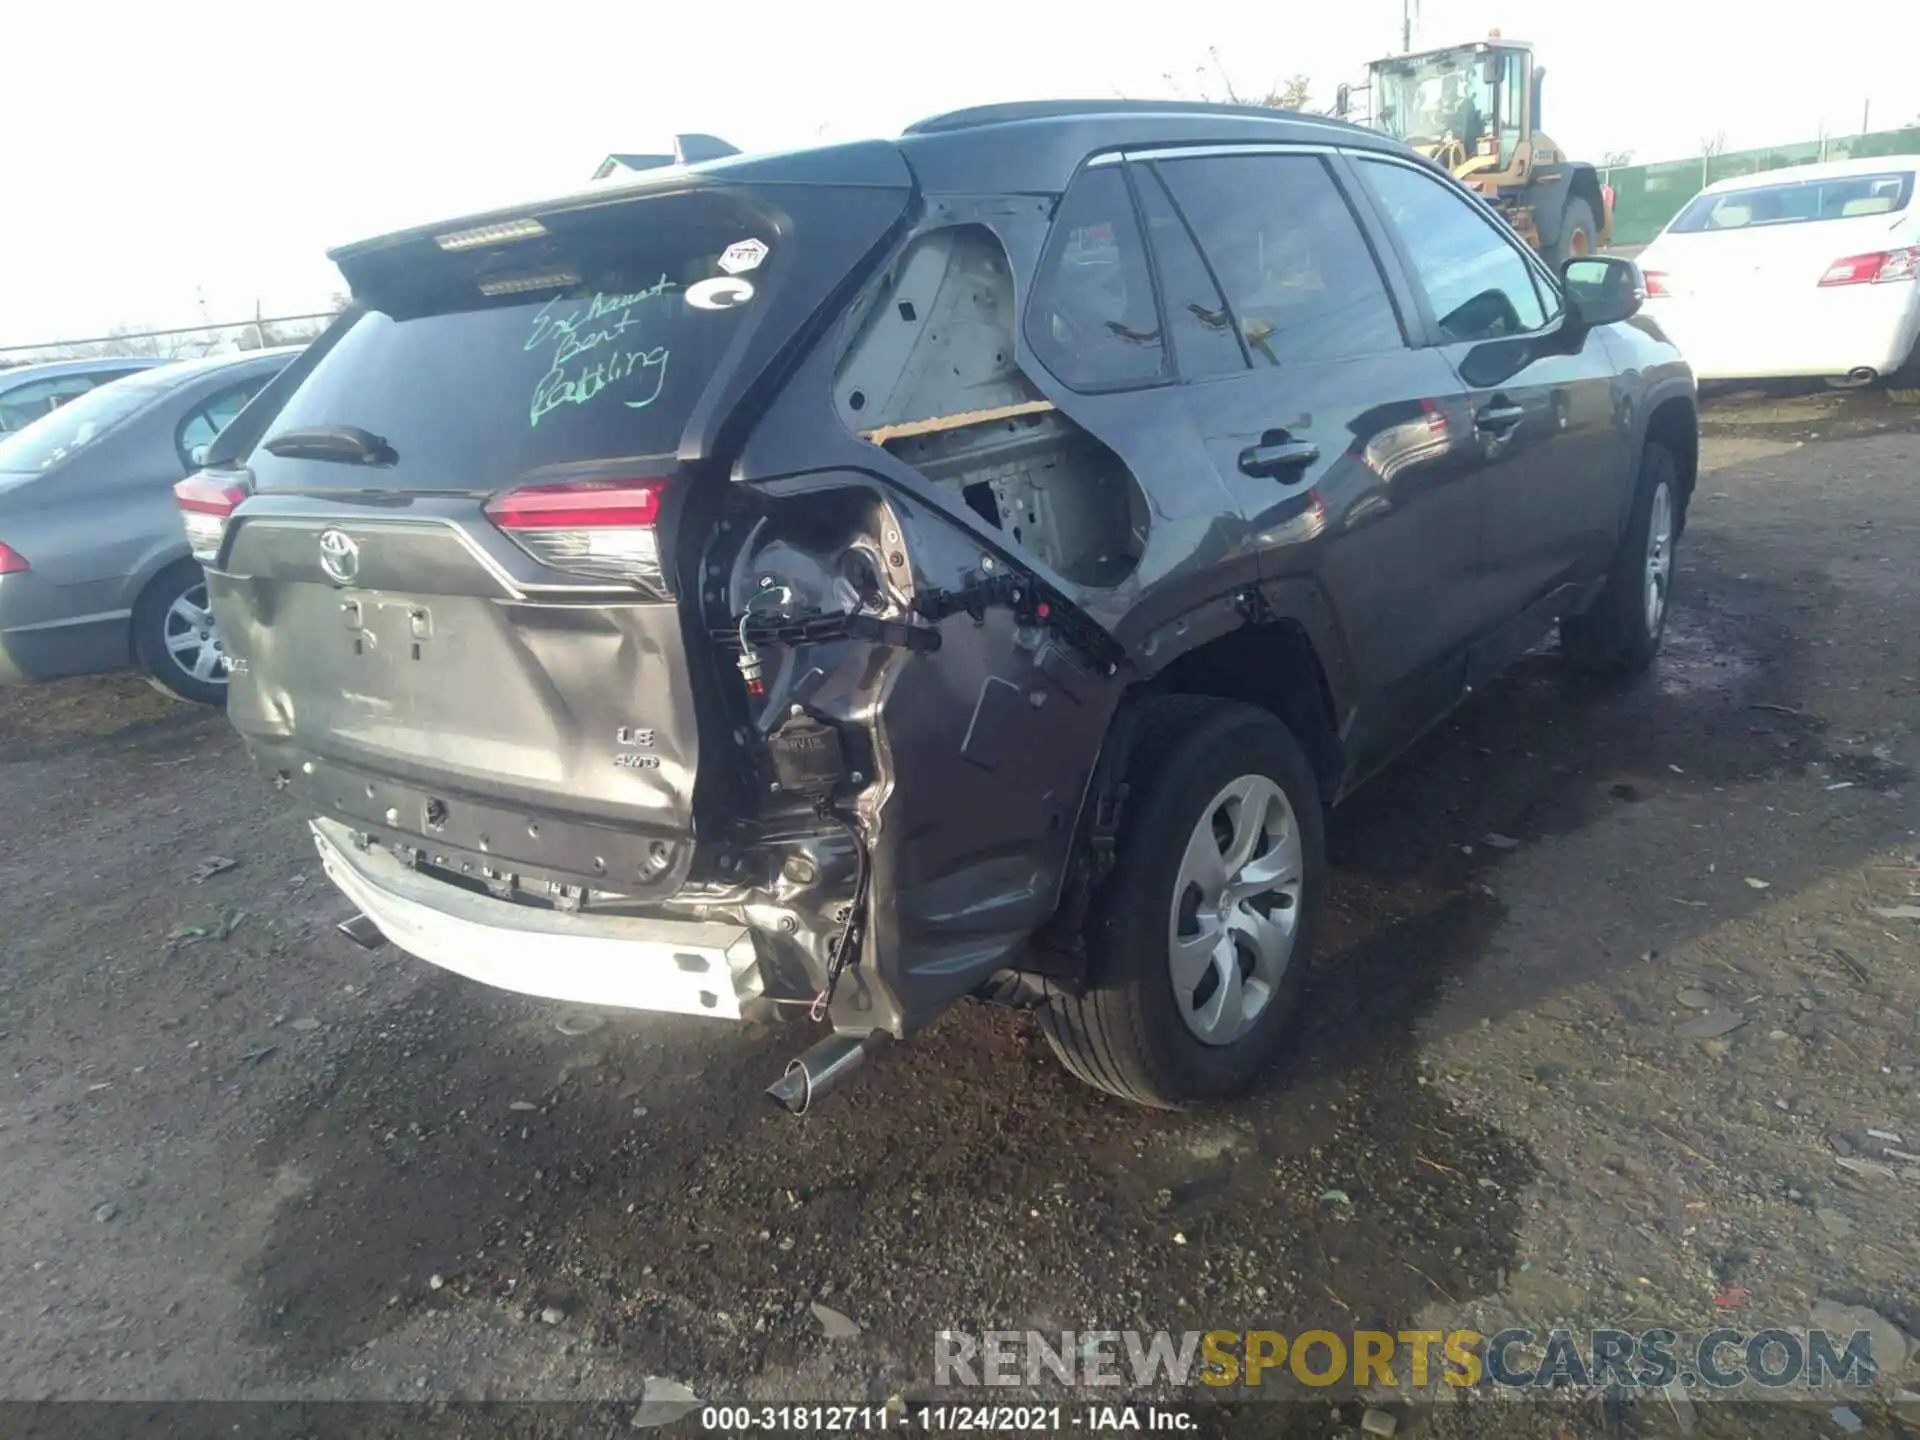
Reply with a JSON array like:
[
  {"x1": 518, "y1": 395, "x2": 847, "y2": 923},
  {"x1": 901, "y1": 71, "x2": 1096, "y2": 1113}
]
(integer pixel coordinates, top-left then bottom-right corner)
[
  {"x1": 1348, "y1": 151, "x2": 1630, "y2": 668},
  {"x1": 207, "y1": 180, "x2": 910, "y2": 896},
  {"x1": 1136, "y1": 146, "x2": 1488, "y2": 771}
]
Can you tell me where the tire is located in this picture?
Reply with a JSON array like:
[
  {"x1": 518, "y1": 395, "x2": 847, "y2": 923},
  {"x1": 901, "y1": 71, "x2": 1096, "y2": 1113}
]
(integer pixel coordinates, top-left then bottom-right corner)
[
  {"x1": 1545, "y1": 196, "x2": 1597, "y2": 269},
  {"x1": 1560, "y1": 443, "x2": 1680, "y2": 674},
  {"x1": 1886, "y1": 334, "x2": 1920, "y2": 393},
  {"x1": 1037, "y1": 698, "x2": 1326, "y2": 1109},
  {"x1": 132, "y1": 561, "x2": 229, "y2": 707}
]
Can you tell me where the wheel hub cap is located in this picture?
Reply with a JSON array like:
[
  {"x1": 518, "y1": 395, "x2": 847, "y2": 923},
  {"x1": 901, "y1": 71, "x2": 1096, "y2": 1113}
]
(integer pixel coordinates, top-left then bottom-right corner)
[
  {"x1": 1168, "y1": 774, "x2": 1304, "y2": 1047},
  {"x1": 163, "y1": 583, "x2": 228, "y2": 686},
  {"x1": 1645, "y1": 481, "x2": 1673, "y2": 635}
]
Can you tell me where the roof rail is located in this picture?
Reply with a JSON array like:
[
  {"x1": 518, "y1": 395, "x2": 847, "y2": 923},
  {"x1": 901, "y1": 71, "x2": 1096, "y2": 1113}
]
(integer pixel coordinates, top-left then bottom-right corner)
[{"x1": 903, "y1": 98, "x2": 1360, "y2": 136}]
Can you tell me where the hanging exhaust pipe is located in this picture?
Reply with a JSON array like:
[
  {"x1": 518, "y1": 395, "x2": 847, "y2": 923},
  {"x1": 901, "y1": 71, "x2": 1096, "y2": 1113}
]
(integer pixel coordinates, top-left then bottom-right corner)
[
  {"x1": 337, "y1": 912, "x2": 387, "y2": 950},
  {"x1": 766, "y1": 1030, "x2": 890, "y2": 1114},
  {"x1": 1847, "y1": 367, "x2": 1879, "y2": 386}
]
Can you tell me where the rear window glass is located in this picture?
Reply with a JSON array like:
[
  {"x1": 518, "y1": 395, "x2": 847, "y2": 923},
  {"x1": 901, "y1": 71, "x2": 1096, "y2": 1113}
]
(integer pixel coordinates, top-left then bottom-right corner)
[
  {"x1": 1026, "y1": 167, "x2": 1168, "y2": 390},
  {"x1": 0, "y1": 372, "x2": 174, "y2": 473},
  {"x1": 1669, "y1": 171, "x2": 1914, "y2": 233},
  {"x1": 261, "y1": 194, "x2": 777, "y2": 487}
]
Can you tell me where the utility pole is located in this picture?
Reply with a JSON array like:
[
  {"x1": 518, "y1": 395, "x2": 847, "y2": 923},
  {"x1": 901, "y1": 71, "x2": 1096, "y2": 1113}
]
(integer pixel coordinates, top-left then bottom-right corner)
[
  {"x1": 1402, "y1": 0, "x2": 1416, "y2": 53},
  {"x1": 1861, "y1": 99, "x2": 1870, "y2": 135}
]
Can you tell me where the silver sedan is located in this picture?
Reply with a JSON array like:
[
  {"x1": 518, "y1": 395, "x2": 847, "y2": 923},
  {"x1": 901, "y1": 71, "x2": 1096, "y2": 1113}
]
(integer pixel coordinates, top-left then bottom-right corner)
[{"x1": 0, "y1": 349, "x2": 297, "y2": 704}]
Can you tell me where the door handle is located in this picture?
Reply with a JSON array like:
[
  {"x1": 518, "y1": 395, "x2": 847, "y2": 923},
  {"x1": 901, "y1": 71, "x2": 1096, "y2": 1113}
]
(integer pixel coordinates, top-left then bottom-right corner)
[
  {"x1": 1474, "y1": 403, "x2": 1526, "y2": 433},
  {"x1": 1237, "y1": 439, "x2": 1321, "y2": 478}
]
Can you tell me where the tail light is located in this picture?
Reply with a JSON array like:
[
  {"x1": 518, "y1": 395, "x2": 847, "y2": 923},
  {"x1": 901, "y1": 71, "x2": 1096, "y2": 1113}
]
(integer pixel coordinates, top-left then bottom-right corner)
[
  {"x1": 173, "y1": 475, "x2": 250, "y2": 563},
  {"x1": 1643, "y1": 269, "x2": 1672, "y2": 298},
  {"x1": 1819, "y1": 247, "x2": 1920, "y2": 287},
  {"x1": 485, "y1": 478, "x2": 671, "y2": 594},
  {"x1": 0, "y1": 540, "x2": 28, "y2": 575}
]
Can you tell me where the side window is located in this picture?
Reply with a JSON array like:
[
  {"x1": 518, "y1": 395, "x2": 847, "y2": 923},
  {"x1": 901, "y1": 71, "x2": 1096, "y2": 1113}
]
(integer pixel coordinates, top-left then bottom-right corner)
[
  {"x1": 1132, "y1": 168, "x2": 1247, "y2": 380},
  {"x1": 1156, "y1": 153, "x2": 1406, "y2": 367},
  {"x1": 176, "y1": 378, "x2": 268, "y2": 466},
  {"x1": 0, "y1": 375, "x2": 98, "y2": 432},
  {"x1": 1027, "y1": 166, "x2": 1167, "y2": 389},
  {"x1": 1355, "y1": 157, "x2": 1548, "y2": 343}
]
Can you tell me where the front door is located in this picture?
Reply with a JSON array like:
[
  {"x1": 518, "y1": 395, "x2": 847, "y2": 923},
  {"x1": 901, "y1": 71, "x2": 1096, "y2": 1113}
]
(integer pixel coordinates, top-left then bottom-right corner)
[{"x1": 1348, "y1": 152, "x2": 1631, "y2": 681}]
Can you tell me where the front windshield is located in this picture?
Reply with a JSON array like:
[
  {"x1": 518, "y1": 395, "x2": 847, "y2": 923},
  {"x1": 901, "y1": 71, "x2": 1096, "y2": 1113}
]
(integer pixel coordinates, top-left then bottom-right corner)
[
  {"x1": 0, "y1": 372, "x2": 172, "y2": 473},
  {"x1": 1374, "y1": 48, "x2": 1495, "y2": 155}
]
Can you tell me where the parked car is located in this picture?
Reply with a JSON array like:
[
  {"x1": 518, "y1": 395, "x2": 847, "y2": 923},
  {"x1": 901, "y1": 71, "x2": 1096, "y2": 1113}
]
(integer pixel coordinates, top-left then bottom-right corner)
[
  {"x1": 0, "y1": 349, "x2": 299, "y2": 703},
  {"x1": 187, "y1": 101, "x2": 1696, "y2": 1110},
  {"x1": 1637, "y1": 155, "x2": 1920, "y2": 384},
  {"x1": 0, "y1": 356, "x2": 169, "y2": 433}
]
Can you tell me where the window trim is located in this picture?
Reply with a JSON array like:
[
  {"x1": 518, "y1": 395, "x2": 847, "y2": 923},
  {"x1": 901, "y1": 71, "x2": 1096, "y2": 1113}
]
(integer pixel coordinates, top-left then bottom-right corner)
[
  {"x1": 1342, "y1": 149, "x2": 1567, "y2": 349},
  {"x1": 1021, "y1": 161, "x2": 1177, "y2": 396},
  {"x1": 1134, "y1": 162, "x2": 1254, "y2": 376}
]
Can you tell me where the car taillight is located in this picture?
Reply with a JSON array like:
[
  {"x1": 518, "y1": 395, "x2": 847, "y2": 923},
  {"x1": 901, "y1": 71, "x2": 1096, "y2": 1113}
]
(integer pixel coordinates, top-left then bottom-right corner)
[
  {"x1": 485, "y1": 478, "x2": 670, "y2": 593},
  {"x1": 173, "y1": 475, "x2": 250, "y2": 564},
  {"x1": 1819, "y1": 247, "x2": 1920, "y2": 287},
  {"x1": 1643, "y1": 269, "x2": 1672, "y2": 298},
  {"x1": 0, "y1": 540, "x2": 28, "y2": 575}
]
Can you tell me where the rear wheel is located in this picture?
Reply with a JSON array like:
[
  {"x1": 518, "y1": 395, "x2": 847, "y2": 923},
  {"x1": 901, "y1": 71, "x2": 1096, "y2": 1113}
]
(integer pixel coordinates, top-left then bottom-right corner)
[
  {"x1": 1038, "y1": 699, "x2": 1325, "y2": 1109},
  {"x1": 133, "y1": 561, "x2": 228, "y2": 706},
  {"x1": 1561, "y1": 443, "x2": 1680, "y2": 674},
  {"x1": 1546, "y1": 197, "x2": 1597, "y2": 268},
  {"x1": 1886, "y1": 334, "x2": 1920, "y2": 396}
]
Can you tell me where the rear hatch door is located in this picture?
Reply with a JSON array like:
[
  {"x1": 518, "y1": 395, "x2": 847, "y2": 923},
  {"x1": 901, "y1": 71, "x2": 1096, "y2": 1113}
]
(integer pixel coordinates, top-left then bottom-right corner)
[
  {"x1": 208, "y1": 162, "x2": 911, "y2": 893},
  {"x1": 1648, "y1": 167, "x2": 1916, "y2": 300}
]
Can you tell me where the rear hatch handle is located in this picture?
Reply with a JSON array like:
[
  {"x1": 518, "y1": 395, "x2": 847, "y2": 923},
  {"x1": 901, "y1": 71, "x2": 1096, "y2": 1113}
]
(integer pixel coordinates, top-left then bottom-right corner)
[{"x1": 262, "y1": 424, "x2": 397, "y2": 466}]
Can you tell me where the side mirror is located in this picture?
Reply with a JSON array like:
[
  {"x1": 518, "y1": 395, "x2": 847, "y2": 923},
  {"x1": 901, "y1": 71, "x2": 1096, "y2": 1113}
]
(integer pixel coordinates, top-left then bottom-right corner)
[
  {"x1": 1562, "y1": 255, "x2": 1644, "y2": 328},
  {"x1": 1334, "y1": 83, "x2": 1351, "y2": 118}
]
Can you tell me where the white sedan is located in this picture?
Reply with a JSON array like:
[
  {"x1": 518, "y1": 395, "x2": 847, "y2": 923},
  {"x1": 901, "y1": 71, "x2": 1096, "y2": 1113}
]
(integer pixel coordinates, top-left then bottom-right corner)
[{"x1": 1637, "y1": 155, "x2": 1919, "y2": 384}]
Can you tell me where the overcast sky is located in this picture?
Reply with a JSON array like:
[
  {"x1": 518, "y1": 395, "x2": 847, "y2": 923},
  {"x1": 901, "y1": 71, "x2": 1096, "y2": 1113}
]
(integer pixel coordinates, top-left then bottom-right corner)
[{"x1": 5, "y1": 0, "x2": 1916, "y2": 348}]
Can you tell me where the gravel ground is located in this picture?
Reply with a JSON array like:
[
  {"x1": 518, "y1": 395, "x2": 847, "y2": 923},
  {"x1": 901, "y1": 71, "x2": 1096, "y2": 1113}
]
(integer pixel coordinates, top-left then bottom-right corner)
[{"x1": 0, "y1": 384, "x2": 1916, "y2": 1438}]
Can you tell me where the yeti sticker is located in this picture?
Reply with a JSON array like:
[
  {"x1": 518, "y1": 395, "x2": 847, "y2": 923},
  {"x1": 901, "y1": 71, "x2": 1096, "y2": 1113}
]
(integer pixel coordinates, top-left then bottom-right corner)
[{"x1": 718, "y1": 238, "x2": 769, "y2": 274}]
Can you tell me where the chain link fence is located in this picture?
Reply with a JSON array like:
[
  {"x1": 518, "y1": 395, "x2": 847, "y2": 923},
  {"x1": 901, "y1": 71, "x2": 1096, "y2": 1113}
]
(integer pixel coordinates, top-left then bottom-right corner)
[
  {"x1": 0, "y1": 312, "x2": 338, "y2": 370},
  {"x1": 1606, "y1": 125, "x2": 1920, "y2": 246}
]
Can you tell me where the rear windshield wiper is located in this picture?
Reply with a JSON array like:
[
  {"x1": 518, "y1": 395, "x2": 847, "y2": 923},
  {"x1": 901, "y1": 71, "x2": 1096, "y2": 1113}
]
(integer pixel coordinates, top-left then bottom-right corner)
[{"x1": 261, "y1": 425, "x2": 397, "y2": 466}]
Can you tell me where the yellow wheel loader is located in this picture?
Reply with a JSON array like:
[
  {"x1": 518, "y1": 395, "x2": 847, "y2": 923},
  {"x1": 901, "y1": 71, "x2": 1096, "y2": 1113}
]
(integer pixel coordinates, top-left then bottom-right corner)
[{"x1": 1338, "y1": 34, "x2": 1612, "y2": 264}]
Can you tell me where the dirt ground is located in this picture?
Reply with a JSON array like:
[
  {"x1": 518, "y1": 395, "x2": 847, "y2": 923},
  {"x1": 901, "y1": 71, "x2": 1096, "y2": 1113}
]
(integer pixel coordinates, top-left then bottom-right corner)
[{"x1": 1, "y1": 382, "x2": 1916, "y2": 1438}]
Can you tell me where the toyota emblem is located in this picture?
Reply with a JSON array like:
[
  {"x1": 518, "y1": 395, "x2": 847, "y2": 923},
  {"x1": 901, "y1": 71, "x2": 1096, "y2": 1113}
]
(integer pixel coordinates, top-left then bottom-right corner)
[{"x1": 318, "y1": 529, "x2": 360, "y2": 585}]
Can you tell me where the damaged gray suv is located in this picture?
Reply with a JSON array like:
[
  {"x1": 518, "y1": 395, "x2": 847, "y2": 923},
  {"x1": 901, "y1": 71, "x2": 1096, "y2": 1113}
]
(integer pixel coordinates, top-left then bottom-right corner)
[{"x1": 182, "y1": 101, "x2": 1696, "y2": 1110}]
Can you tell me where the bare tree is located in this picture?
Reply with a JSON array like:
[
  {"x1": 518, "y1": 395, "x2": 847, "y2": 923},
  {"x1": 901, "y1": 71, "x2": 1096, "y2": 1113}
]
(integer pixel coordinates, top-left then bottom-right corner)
[
  {"x1": 1164, "y1": 49, "x2": 1312, "y2": 111},
  {"x1": 57, "y1": 323, "x2": 214, "y2": 362},
  {"x1": 1700, "y1": 130, "x2": 1728, "y2": 184},
  {"x1": 1262, "y1": 75, "x2": 1313, "y2": 111}
]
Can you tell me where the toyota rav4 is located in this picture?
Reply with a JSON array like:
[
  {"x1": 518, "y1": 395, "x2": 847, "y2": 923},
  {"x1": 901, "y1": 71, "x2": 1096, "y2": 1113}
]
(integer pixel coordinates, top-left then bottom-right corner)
[{"x1": 182, "y1": 101, "x2": 1697, "y2": 1111}]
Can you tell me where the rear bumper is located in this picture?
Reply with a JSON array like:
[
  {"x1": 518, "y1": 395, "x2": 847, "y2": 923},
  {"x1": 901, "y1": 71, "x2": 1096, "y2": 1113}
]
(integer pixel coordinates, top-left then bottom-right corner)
[
  {"x1": 1648, "y1": 284, "x2": 1920, "y2": 381},
  {"x1": 312, "y1": 817, "x2": 764, "y2": 1019}
]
